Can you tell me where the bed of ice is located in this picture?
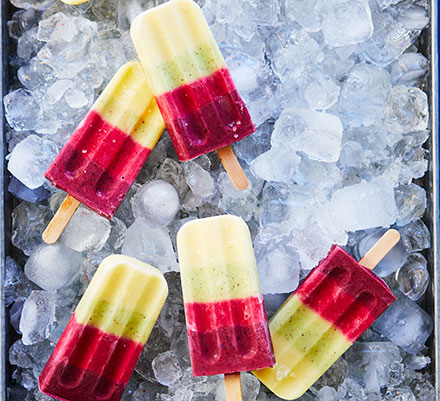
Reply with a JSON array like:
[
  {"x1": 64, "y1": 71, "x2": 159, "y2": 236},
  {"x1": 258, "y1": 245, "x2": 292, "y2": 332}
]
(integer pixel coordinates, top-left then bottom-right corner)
[{"x1": 3, "y1": 0, "x2": 434, "y2": 400}]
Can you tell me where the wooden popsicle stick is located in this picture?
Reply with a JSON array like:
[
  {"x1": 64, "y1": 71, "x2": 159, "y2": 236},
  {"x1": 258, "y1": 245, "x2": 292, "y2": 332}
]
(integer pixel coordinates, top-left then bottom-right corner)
[
  {"x1": 224, "y1": 373, "x2": 242, "y2": 401},
  {"x1": 42, "y1": 194, "x2": 81, "y2": 244},
  {"x1": 359, "y1": 229, "x2": 400, "y2": 271},
  {"x1": 216, "y1": 145, "x2": 248, "y2": 191}
]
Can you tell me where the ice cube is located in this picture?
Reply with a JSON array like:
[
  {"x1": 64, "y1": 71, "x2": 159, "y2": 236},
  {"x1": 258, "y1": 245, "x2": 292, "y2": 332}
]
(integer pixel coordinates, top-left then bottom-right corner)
[
  {"x1": 384, "y1": 86, "x2": 428, "y2": 134},
  {"x1": 7, "y1": 8, "x2": 41, "y2": 41},
  {"x1": 345, "y1": 342, "x2": 401, "y2": 393},
  {"x1": 152, "y1": 351, "x2": 182, "y2": 386},
  {"x1": 285, "y1": 0, "x2": 320, "y2": 32},
  {"x1": 318, "y1": 0, "x2": 373, "y2": 47},
  {"x1": 317, "y1": 386, "x2": 338, "y2": 401},
  {"x1": 4, "y1": 90, "x2": 41, "y2": 132},
  {"x1": 394, "y1": 183, "x2": 426, "y2": 226},
  {"x1": 359, "y1": 8, "x2": 419, "y2": 66},
  {"x1": 4, "y1": 257, "x2": 32, "y2": 307},
  {"x1": 122, "y1": 220, "x2": 178, "y2": 273},
  {"x1": 233, "y1": 121, "x2": 272, "y2": 165},
  {"x1": 271, "y1": 108, "x2": 343, "y2": 163},
  {"x1": 391, "y1": 53, "x2": 429, "y2": 86},
  {"x1": 10, "y1": 0, "x2": 53, "y2": 10},
  {"x1": 395, "y1": 253, "x2": 429, "y2": 301},
  {"x1": 17, "y1": 26, "x2": 42, "y2": 61},
  {"x1": 398, "y1": 5, "x2": 429, "y2": 30},
  {"x1": 155, "y1": 158, "x2": 190, "y2": 199},
  {"x1": 251, "y1": 145, "x2": 301, "y2": 183},
  {"x1": 59, "y1": 206, "x2": 111, "y2": 252},
  {"x1": 9, "y1": 340, "x2": 33, "y2": 369},
  {"x1": 217, "y1": 172, "x2": 258, "y2": 222},
  {"x1": 7, "y1": 134, "x2": 58, "y2": 190},
  {"x1": 183, "y1": 162, "x2": 215, "y2": 199},
  {"x1": 372, "y1": 291, "x2": 433, "y2": 355},
  {"x1": 131, "y1": 180, "x2": 180, "y2": 227},
  {"x1": 227, "y1": 52, "x2": 276, "y2": 126},
  {"x1": 24, "y1": 244, "x2": 82, "y2": 291},
  {"x1": 8, "y1": 177, "x2": 49, "y2": 203},
  {"x1": 383, "y1": 387, "x2": 415, "y2": 401},
  {"x1": 12, "y1": 201, "x2": 52, "y2": 256},
  {"x1": 266, "y1": 22, "x2": 324, "y2": 81},
  {"x1": 254, "y1": 227, "x2": 300, "y2": 294},
  {"x1": 37, "y1": 12, "x2": 78, "y2": 43},
  {"x1": 19, "y1": 291, "x2": 57, "y2": 345},
  {"x1": 317, "y1": 176, "x2": 398, "y2": 233},
  {"x1": 303, "y1": 71, "x2": 340, "y2": 111},
  {"x1": 338, "y1": 63, "x2": 391, "y2": 127},
  {"x1": 398, "y1": 219, "x2": 431, "y2": 253}
]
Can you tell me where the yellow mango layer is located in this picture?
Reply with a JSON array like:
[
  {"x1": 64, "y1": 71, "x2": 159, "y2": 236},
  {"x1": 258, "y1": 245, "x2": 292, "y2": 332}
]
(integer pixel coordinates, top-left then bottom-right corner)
[
  {"x1": 75, "y1": 255, "x2": 168, "y2": 343},
  {"x1": 253, "y1": 296, "x2": 351, "y2": 400},
  {"x1": 130, "y1": 0, "x2": 226, "y2": 95},
  {"x1": 177, "y1": 215, "x2": 261, "y2": 303},
  {"x1": 93, "y1": 60, "x2": 165, "y2": 149}
]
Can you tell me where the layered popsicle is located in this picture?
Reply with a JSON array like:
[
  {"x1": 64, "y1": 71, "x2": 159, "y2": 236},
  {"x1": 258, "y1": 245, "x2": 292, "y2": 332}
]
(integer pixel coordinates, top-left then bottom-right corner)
[
  {"x1": 130, "y1": 0, "x2": 255, "y2": 162},
  {"x1": 39, "y1": 255, "x2": 168, "y2": 401},
  {"x1": 253, "y1": 245, "x2": 396, "y2": 400},
  {"x1": 44, "y1": 60, "x2": 165, "y2": 220},
  {"x1": 176, "y1": 215, "x2": 275, "y2": 377}
]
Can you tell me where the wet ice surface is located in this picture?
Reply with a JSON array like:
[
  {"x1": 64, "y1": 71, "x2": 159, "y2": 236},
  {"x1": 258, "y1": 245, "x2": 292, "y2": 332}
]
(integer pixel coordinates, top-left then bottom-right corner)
[{"x1": 3, "y1": 0, "x2": 434, "y2": 400}]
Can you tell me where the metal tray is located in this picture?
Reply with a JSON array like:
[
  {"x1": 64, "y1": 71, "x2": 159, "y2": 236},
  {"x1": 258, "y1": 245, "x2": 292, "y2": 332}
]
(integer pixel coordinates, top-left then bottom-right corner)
[{"x1": 0, "y1": 1, "x2": 438, "y2": 400}]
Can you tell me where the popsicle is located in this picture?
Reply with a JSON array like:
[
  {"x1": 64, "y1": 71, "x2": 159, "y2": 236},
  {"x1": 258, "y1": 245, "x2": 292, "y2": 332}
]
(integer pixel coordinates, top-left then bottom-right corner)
[
  {"x1": 177, "y1": 215, "x2": 275, "y2": 400},
  {"x1": 253, "y1": 230, "x2": 400, "y2": 400},
  {"x1": 39, "y1": 255, "x2": 168, "y2": 401},
  {"x1": 43, "y1": 60, "x2": 165, "y2": 244},
  {"x1": 130, "y1": 0, "x2": 254, "y2": 190}
]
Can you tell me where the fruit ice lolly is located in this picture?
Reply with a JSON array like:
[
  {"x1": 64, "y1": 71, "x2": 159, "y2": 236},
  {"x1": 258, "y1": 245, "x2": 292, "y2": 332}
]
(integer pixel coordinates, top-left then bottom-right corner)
[
  {"x1": 176, "y1": 215, "x2": 275, "y2": 377},
  {"x1": 253, "y1": 244, "x2": 397, "y2": 400},
  {"x1": 130, "y1": 0, "x2": 255, "y2": 162},
  {"x1": 39, "y1": 255, "x2": 168, "y2": 401},
  {"x1": 44, "y1": 60, "x2": 165, "y2": 220}
]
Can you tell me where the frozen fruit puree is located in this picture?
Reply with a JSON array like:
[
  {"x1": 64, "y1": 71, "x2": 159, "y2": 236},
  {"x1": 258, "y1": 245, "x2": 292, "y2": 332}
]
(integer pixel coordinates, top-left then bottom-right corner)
[
  {"x1": 39, "y1": 255, "x2": 168, "y2": 401},
  {"x1": 130, "y1": 0, "x2": 255, "y2": 161},
  {"x1": 253, "y1": 245, "x2": 396, "y2": 400},
  {"x1": 44, "y1": 60, "x2": 165, "y2": 219},
  {"x1": 177, "y1": 215, "x2": 275, "y2": 376}
]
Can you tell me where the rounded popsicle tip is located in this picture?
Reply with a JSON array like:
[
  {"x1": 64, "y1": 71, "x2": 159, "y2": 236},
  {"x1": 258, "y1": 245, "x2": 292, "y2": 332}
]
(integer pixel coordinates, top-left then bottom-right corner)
[{"x1": 99, "y1": 254, "x2": 169, "y2": 294}]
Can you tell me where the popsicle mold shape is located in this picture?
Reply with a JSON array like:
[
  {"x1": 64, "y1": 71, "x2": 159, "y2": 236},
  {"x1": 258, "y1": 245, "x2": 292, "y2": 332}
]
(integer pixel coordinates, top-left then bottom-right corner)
[
  {"x1": 44, "y1": 60, "x2": 165, "y2": 220},
  {"x1": 130, "y1": 0, "x2": 255, "y2": 162},
  {"x1": 177, "y1": 215, "x2": 275, "y2": 377},
  {"x1": 39, "y1": 255, "x2": 168, "y2": 401}
]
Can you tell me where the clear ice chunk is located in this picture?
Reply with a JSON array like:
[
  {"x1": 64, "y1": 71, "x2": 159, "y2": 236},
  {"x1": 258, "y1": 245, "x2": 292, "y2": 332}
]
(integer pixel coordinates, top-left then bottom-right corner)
[
  {"x1": 59, "y1": 206, "x2": 111, "y2": 252},
  {"x1": 372, "y1": 291, "x2": 433, "y2": 355},
  {"x1": 122, "y1": 220, "x2": 178, "y2": 273},
  {"x1": 317, "y1": 176, "x2": 398, "y2": 233},
  {"x1": 395, "y1": 253, "x2": 429, "y2": 301},
  {"x1": 7, "y1": 134, "x2": 58, "y2": 190},
  {"x1": 384, "y1": 86, "x2": 429, "y2": 134},
  {"x1": 131, "y1": 180, "x2": 180, "y2": 227},
  {"x1": 19, "y1": 291, "x2": 57, "y2": 345},
  {"x1": 24, "y1": 244, "x2": 82, "y2": 291},
  {"x1": 152, "y1": 351, "x2": 182, "y2": 387},
  {"x1": 271, "y1": 108, "x2": 343, "y2": 163},
  {"x1": 318, "y1": 0, "x2": 373, "y2": 47}
]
